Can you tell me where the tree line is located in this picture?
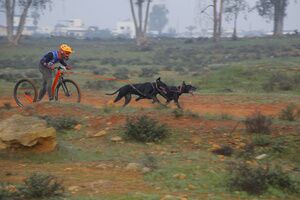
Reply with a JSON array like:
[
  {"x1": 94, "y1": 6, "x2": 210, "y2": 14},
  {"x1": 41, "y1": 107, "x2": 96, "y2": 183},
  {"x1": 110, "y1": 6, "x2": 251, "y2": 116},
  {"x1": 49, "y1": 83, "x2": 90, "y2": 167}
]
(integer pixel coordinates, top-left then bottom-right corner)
[{"x1": 0, "y1": 0, "x2": 297, "y2": 46}]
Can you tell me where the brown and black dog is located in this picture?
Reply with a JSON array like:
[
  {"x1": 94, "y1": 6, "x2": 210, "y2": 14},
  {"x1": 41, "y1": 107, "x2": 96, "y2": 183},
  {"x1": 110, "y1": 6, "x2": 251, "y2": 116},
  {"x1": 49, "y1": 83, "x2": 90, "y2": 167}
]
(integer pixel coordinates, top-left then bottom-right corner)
[
  {"x1": 136, "y1": 81, "x2": 197, "y2": 108},
  {"x1": 106, "y1": 77, "x2": 169, "y2": 107}
]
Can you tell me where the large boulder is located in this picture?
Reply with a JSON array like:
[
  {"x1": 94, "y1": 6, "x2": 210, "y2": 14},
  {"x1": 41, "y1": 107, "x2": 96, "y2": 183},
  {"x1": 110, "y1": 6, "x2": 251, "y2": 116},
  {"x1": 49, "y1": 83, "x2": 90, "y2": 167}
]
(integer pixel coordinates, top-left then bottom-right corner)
[{"x1": 0, "y1": 114, "x2": 56, "y2": 152}]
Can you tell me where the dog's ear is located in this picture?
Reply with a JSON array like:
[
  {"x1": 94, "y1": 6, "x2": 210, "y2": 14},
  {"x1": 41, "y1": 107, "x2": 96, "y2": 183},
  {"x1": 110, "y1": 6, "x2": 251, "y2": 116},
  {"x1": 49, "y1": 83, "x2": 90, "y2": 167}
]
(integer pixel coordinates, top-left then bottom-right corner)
[{"x1": 156, "y1": 77, "x2": 161, "y2": 81}]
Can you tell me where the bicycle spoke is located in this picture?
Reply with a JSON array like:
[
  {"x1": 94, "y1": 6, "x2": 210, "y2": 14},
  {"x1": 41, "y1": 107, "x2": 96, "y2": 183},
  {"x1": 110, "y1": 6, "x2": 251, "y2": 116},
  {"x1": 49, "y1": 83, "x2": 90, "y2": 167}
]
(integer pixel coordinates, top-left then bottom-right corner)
[
  {"x1": 56, "y1": 79, "x2": 80, "y2": 103},
  {"x1": 14, "y1": 79, "x2": 37, "y2": 107}
]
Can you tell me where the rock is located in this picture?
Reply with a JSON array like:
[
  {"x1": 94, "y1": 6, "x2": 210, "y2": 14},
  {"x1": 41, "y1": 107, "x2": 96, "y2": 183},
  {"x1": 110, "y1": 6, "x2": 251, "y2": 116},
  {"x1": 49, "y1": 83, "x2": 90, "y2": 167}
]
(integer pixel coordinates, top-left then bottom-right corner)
[
  {"x1": 125, "y1": 163, "x2": 141, "y2": 171},
  {"x1": 142, "y1": 167, "x2": 151, "y2": 173},
  {"x1": 0, "y1": 114, "x2": 56, "y2": 152},
  {"x1": 0, "y1": 140, "x2": 7, "y2": 150},
  {"x1": 187, "y1": 184, "x2": 196, "y2": 190},
  {"x1": 96, "y1": 163, "x2": 114, "y2": 169},
  {"x1": 255, "y1": 154, "x2": 267, "y2": 160},
  {"x1": 74, "y1": 124, "x2": 82, "y2": 131},
  {"x1": 68, "y1": 185, "x2": 80, "y2": 193},
  {"x1": 160, "y1": 195, "x2": 176, "y2": 200},
  {"x1": 110, "y1": 136, "x2": 122, "y2": 142},
  {"x1": 4, "y1": 185, "x2": 18, "y2": 193},
  {"x1": 173, "y1": 173, "x2": 187, "y2": 180},
  {"x1": 93, "y1": 130, "x2": 107, "y2": 137}
]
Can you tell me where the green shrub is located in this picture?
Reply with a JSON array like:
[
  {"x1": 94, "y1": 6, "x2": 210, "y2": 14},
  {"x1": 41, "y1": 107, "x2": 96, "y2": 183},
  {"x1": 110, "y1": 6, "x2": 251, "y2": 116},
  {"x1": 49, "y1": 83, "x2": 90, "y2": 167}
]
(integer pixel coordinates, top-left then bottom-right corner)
[
  {"x1": 84, "y1": 80, "x2": 116, "y2": 90},
  {"x1": 271, "y1": 137, "x2": 287, "y2": 153},
  {"x1": 100, "y1": 57, "x2": 122, "y2": 66},
  {"x1": 92, "y1": 67, "x2": 109, "y2": 75},
  {"x1": 227, "y1": 162, "x2": 299, "y2": 195},
  {"x1": 252, "y1": 135, "x2": 272, "y2": 147},
  {"x1": 184, "y1": 110, "x2": 200, "y2": 118},
  {"x1": 0, "y1": 174, "x2": 65, "y2": 200},
  {"x1": 219, "y1": 113, "x2": 233, "y2": 120},
  {"x1": 228, "y1": 161, "x2": 269, "y2": 194},
  {"x1": 262, "y1": 72, "x2": 298, "y2": 92},
  {"x1": 113, "y1": 67, "x2": 129, "y2": 79},
  {"x1": 0, "y1": 184, "x2": 18, "y2": 200},
  {"x1": 139, "y1": 68, "x2": 159, "y2": 78},
  {"x1": 172, "y1": 108, "x2": 184, "y2": 118},
  {"x1": 19, "y1": 173, "x2": 65, "y2": 199},
  {"x1": 237, "y1": 143, "x2": 255, "y2": 159},
  {"x1": 267, "y1": 167, "x2": 299, "y2": 193},
  {"x1": 141, "y1": 153, "x2": 158, "y2": 170},
  {"x1": 124, "y1": 115, "x2": 169, "y2": 143},
  {"x1": 244, "y1": 112, "x2": 272, "y2": 134},
  {"x1": 212, "y1": 145, "x2": 233, "y2": 156},
  {"x1": 279, "y1": 103, "x2": 299, "y2": 121},
  {"x1": 41, "y1": 115, "x2": 78, "y2": 131},
  {"x1": 0, "y1": 103, "x2": 12, "y2": 110}
]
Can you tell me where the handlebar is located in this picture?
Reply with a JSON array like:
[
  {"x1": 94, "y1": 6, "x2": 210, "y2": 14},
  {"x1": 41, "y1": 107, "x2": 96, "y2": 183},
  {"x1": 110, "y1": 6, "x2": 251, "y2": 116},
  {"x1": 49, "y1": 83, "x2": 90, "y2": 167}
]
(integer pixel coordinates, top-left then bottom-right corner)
[
  {"x1": 55, "y1": 65, "x2": 67, "y2": 71},
  {"x1": 53, "y1": 66, "x2": 69, "y2": 74}
]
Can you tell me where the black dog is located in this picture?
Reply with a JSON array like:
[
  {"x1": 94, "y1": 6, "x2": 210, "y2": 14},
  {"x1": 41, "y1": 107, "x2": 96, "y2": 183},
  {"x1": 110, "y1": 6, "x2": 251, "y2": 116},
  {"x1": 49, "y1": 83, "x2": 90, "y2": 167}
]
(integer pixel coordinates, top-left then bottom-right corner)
[
  {"x1": 163, "y1": 81, "x2": 197, "y2": 108},
  {"x1": 136, "y1": 81, "x2": 197, "y2": 108},
  {"x1": 106, "y1": 77, "x2": 169, "y2": 107}
]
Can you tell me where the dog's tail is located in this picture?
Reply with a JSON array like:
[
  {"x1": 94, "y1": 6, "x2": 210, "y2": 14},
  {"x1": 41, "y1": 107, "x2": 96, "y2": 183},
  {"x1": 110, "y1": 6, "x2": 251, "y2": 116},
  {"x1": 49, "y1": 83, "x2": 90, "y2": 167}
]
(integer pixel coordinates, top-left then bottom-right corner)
[{"x1": 105, "y1": 89, "x2": 119, "y2": 95}]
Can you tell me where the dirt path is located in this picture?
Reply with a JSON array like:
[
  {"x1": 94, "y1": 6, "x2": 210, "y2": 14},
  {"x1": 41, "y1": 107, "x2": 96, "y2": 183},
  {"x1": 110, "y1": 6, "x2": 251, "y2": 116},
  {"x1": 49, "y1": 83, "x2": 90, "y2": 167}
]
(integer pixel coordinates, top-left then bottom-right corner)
[
  {"x1": 1, "y1": 92, "x2": 294, "y2": 118},
  {"x1": 80, "y1": 92, "x2": 293, "y2": 118}
]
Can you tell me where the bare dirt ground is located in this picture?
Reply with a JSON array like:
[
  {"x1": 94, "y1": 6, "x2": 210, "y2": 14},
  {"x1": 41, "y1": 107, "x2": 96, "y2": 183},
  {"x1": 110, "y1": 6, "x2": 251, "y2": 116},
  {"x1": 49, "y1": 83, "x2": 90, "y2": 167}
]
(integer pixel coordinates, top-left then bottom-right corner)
[
  {"x1": 0, "y1": 92, "x2": 299, "y2": 199},
  {"x1": 1, "y1": 91, "x2": 293, "y2": 118}
]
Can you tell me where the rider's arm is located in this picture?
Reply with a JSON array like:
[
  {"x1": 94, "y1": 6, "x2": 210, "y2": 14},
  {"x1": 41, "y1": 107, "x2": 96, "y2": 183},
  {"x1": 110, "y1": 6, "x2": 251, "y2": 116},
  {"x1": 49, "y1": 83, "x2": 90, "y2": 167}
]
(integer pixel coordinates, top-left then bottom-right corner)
[
  {"x1": 59, "y1": 59, "x2": 72, "y2": 70},
  {"x1": 40, "y1": 52, "x2": 54, "y2": 67},
  {"x1": 59, "y1": 59, "x2": 68, "y2": 67}
]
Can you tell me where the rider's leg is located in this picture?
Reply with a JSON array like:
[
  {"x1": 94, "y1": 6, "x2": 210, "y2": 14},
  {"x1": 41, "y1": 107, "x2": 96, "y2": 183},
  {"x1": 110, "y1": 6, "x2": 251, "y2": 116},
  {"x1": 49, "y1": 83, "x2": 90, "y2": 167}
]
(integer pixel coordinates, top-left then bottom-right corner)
[{"x1": 37, "y1": 64, "x2": 53, "y2": 101}]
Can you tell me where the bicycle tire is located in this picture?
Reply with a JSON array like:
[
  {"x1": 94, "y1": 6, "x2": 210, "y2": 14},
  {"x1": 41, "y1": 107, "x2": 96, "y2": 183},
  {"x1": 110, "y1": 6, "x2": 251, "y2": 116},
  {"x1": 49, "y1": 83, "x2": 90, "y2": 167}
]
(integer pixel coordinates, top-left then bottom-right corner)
[
  {"x1": 55, "y1": 79, "x2": 81, "y2": 103},
  {"x1": 13, "y1": 79, "x2": 38, "y2": 107}
]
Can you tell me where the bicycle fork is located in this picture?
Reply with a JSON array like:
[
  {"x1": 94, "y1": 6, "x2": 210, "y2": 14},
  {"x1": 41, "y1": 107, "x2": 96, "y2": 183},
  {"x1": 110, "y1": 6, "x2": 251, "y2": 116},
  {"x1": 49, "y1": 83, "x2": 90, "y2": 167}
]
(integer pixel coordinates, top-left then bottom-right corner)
[{"x1": 55, "y1": 77, "x2": 71, "y2": 98}]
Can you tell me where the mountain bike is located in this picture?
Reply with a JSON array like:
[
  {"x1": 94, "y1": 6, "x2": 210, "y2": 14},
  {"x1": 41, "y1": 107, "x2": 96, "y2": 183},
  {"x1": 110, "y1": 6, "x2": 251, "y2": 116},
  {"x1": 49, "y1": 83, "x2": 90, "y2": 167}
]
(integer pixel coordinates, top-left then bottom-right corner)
[{"x1": 13, "y1": 66, "x2": 81, "y2": 107}]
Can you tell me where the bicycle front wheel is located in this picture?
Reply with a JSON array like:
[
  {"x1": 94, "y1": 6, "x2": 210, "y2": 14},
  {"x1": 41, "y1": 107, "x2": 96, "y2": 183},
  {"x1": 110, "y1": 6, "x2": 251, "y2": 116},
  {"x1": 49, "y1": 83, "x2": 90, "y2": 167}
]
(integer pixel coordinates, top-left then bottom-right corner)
[
  {"x1": 13, "y1": 79, "x2": 38, "y2": 107},
  {"x1": 55, "y1": 79, "x2": 81, "y2": 103}
]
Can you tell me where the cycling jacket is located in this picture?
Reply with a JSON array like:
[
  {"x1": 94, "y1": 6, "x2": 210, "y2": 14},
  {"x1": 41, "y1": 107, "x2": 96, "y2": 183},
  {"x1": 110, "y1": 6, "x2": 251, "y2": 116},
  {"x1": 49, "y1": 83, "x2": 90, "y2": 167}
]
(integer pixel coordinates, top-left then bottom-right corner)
[{"x1": 40, "y1": 51, "x2": 68, "y2": 68}]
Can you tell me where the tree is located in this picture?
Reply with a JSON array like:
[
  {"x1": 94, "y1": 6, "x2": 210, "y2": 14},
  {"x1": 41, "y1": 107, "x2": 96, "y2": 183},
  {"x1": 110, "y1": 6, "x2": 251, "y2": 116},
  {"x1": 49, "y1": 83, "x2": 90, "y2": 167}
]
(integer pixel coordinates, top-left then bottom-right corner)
[
  {"x1": 224, "y1": 0, "x2": 248, "y2": 40},
  {"x1": 148, "y1": 4, "x2": 168, "y2": 35},
  {"x1": 129, "y1": 0, "x2": 152, "y2": 48},
  {"x1": 3, "y1": 0, "x2": 51, "y2": 45},
  {"x1": 186, "y1": 25, "x2": 196, "y2": 37},
  {"x1": 31, "y1": 10, "x2": 40, "y2": 27},
  {"x1": 200, "y1": 0, "x2": 224, "y2": 42},
  {"x1": 256, "y1": 0, "x2": 290, "y2": 36}
]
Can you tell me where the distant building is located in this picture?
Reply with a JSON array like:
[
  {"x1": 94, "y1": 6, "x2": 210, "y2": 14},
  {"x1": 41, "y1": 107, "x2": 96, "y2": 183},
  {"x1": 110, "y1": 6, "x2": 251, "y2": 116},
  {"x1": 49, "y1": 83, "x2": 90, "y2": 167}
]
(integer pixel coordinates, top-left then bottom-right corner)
[
  {"x1": 14, "y1": 16, "x2": 37, "y2": 35},
  {"x1": 112, "y1": 20, "x2": 135, "y2": 38},
  {"x1": 36, "y1": 26, "x2": 53, "y2": 35},
  {"x1": 0, "y1": 25, "x2": 6, "y2": 36},
  {"x1": 0, "y1": 16, "x2": 38, "y2": 36},
  {"x1": 52, "y1": 19, "x2": 87, "y2": 38}
]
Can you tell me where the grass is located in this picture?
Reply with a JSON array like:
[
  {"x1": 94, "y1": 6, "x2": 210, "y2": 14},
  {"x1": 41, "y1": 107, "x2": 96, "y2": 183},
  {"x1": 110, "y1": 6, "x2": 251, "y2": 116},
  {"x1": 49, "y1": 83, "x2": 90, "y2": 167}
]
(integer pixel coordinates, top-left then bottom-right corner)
[
  {"x1": 71, "y1": 194, "x2": 160, "y2": 200},
  {"x1": 1, "y1": 36, "x2": 300, "y2": 199},
  {"x1": 1, "y1": 36, "x2": 300, "y2": 95}
]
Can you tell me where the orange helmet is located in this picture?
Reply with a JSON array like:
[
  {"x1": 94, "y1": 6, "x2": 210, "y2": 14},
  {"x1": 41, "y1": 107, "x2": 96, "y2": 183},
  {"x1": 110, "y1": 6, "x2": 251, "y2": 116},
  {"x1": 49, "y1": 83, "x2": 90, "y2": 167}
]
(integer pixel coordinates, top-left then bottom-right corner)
[{"x1": 59, "y1": 44, "x2": 73, "y2": 58}]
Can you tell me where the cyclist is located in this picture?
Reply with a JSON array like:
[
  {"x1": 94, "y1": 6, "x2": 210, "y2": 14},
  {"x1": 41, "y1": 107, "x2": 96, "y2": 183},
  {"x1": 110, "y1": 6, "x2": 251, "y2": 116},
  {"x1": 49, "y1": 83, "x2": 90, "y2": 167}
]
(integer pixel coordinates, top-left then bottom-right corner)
[{"x1": 37, "y1": 44, "x2": 73, "y2": 101}]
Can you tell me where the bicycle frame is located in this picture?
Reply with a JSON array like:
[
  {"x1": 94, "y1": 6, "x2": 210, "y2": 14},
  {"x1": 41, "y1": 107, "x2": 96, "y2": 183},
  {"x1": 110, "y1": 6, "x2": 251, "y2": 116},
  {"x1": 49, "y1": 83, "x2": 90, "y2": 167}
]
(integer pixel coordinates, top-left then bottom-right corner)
[
  {"x1": 51, "y1": 69, "x2": 62, "y2": 97},
  {"x1": 51, "y1": 68, "x2": 70, "y2": 98}
]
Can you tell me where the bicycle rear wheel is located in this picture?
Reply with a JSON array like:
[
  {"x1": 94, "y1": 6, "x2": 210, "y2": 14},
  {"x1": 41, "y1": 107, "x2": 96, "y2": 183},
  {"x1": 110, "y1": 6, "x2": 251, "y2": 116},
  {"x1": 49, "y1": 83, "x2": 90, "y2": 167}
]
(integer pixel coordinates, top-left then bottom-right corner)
[
  {"x1": 13, "y1": 79, "x2": 38, "y2": 107},
  {"x1": 55, "y1": 79, "x2": 81, "y2": 103}
]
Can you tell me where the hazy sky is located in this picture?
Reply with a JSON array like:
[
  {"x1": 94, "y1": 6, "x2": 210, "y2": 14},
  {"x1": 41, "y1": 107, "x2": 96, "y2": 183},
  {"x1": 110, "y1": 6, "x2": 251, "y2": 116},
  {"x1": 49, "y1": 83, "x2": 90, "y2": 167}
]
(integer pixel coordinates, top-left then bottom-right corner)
[{"x1": 2, "y1": 0, "x2": 300, "y2": 33}]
